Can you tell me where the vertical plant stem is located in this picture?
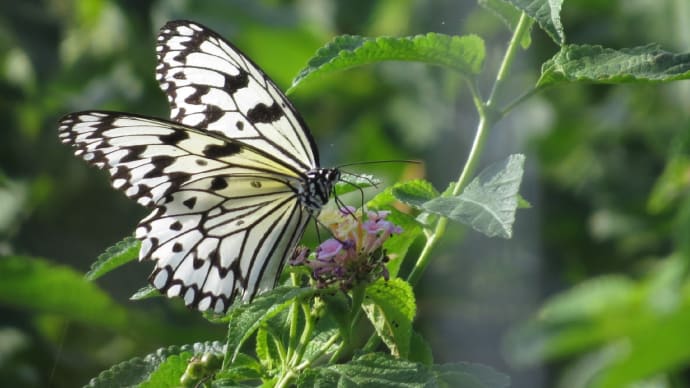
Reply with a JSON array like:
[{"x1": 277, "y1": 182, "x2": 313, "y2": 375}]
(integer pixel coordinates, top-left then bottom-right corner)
[{"x1": 407, "y1": 13, "x2": 532, "y2": 287}]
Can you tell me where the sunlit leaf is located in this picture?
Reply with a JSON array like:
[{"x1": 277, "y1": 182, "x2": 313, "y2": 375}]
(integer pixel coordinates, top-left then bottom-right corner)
[
  {"x1": 85, "y1": 341, "x2": 224, "y2": 388},
  {"x1": 289, "y1": 33, "x2": 485, "y2": 92},
  {"x1": 85, "y1": 236, "x2": 139, "y2": 281},
  {"x1": 423, "y1": 154, "x2": 526, "y2": 238},
  {"x1": 391, "y1": 179, "x2": 439, "y2": 208},
  {"x1": 503, "y1": 0, "x2": 564, "y2": 44},
  {"x1": 297, "y1": 353, "x2": 436, "y2": 386},
  {"x1": 362, "y1": 278, "x2": 416, "y2": 358},
  {"x1": 538, "y1": 44, "x2": 690, "y2": 86}
]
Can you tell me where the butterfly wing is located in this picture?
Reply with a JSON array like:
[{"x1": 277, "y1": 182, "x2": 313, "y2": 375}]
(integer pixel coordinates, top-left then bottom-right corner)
[
  {"x1": 155, "y1": 20, "x2": 319, "y2": 173},
  {"x1": 59, "y1": 112, "x2": 310, "y2": 312}
]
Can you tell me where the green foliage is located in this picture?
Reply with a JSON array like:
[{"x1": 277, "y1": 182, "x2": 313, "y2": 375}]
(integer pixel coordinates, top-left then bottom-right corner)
[
  {"x1": 0, "y1": 256, "x2": 130, "y2": 330},
  {"x1": 362, "y1": 279, "x2": 416, "y2": 358},
  {"x1": 505, "y1": 256, "x2": 690, "y2": 386},
  {"x1": 539, "y1": 44, "x2": 690, "y2": 86},
  {"x1": 503, "y1": 0, "x2": 564, "y2": 45},
  {"x1": 86, "y1": 342, "x2": 224, "y2": 388},
  {"x1": 4, "y1": 1, "x2": 690, "y2": 386},
  {"x1": 334, "y1": 172, "x2": 382, "y2": 196},
  {"x1": 289, "y1": 33, "x2": 486, "y2": 92},
  {"x1": 85, "y1": 236, "x2": 140, "y2": 280}
]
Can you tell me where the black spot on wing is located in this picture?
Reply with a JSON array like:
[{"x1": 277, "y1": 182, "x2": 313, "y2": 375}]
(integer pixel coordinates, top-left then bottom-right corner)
[
  {"x1": 183, "y1": 197, "x2": 197, "y2": 209},
  {"x1": 120, "y1": 145, "x2": 147, "y2": 163},
  {"x1": 203, "y1": 143, "x2": 241, "y2": 158},
  {"x1": 172, "y1": 242, "x2": 183, "y2": 252},
  {"x1": 170, "y1": 221, "x2": 182, "y2": 231},
  {"x1": 202, "y1": 105, "x2": 224, "y2": 126},
  {"x1": 145, "y1": 156, "x2": 175, "y2": 178},
  {"x1": 247, "y1": 102, "x2": 283, "y2": 124},
  {"x1": 210, "y1": 177, "x2": 228, "y2": 191},
  {"x1": 160, "y1": 130, "x2": 189, "y2": 144},
  {"x1": 224, "y1": 69, "x2": 249, "y2": 92}
]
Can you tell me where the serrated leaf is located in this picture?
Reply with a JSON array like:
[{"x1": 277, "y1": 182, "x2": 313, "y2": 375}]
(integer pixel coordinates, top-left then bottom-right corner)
[
  {"x1": 130, "y1": 285, "x2": 160, "y2": 300},
  {"x1": 289, "y1": 33, "x2": 485, "y2": 92},
  {"x1": 85, "y1": 342, "x2": 224, "y2": 388},
  {"x1": 423, "y1": 154, "x2": 525, "y2": 238},
  {"x1": 538, "y1": 44, "x2": 690, "y2": 87},
  {"x1": 503, "y1": 0, "x2": 564, "y2": 45},
  {"x1": 140, "y1": 352, "x2": 191, "y2": 388},
  {"x1": 335, "y1": 173, "x2": 382, "y2": 197},
  {"x1": 85, "y1": 236, "x2": 140, "y2": 281},
  {"x1": 214, "y1": 353, "x2": 262, "y2": 382},
  {"x1": 362, "y1": 279, "x2": 416, "y2": 358},
  {"x1": 297, "y1": 353, "x2": 436, "y2": 387},
  {"x1": 434, "y1": 362, "x2": 511, "y2": 388},
  {"x1": 255, "y1": 325, "x2": 281, "y2": 371},
  {"x1": 391, "y1": 179, "x2": 439, "y2": 208},
  {"x1": 478, "y1": 0, "x2": 534, "y2": 48},
  {"x1": 0, "y1": 256, "x2": 130, "y2": 330},
  {"x1": 224, "y1": 286, "x2": 317, "y2": 362}
]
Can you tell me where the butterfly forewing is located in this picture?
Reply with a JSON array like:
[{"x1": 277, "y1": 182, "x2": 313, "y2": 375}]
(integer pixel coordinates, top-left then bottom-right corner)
[{"x1": 156, "y1": 20, "x2": 319, "y2": 173}]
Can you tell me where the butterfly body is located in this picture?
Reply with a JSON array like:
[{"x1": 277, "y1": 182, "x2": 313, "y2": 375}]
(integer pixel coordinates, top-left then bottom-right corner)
[{"x1": 59, "y1": 21, "x2": 338, "y2": 313}]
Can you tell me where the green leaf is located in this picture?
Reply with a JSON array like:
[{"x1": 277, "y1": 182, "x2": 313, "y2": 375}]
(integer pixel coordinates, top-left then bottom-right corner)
[
  {"x1": 423, "y1": 154, "x2": 526, "y2": 238},
  {"x1": 289, "y1": 33, "x2": 485, "y2": 92},
  {"x1": 478, "y1": 0, "x2": 534, "y2": 48},
  {"x1": 297, "y1": 353, "x2": 436, "y2": 387},
  {"x1": 391, "y1": 179, "x2": 439, "y2": 208},
  {"x1": 214, "y1": 353, "x2": 262, "y2": 382},
  {"x1": 409, "y1": 331, "x2": 434, "y2": 366},
  {"x1": 335, "y1": 173, "x2": 382, "y2": 197},
  {"x1": 503, "y1": 0, "x2": 564, "y2": 45},
  {"x1": 504, "y1": 275, "x2": 638, "y2": 366},
  {"x1": 255, "y1": 325, "x2": 281, "y2": 371},
  {"x1": 85, "y1": 341, "x2": 224, "y2": 388},
  {"x1": 130, "y1": 285, "x2": 160, "y2": 300},
  {"x1": 0, "y1": 256, "x2": 130, "y2": 330},
  {"x1": 362, "y1": 279, "x2": 416, "y2": 358},
  {"x1": 538, "y1": 44, "x2": 690, "y2": 87},
  {"x1": 140, "y1": 352, "x2": 191, "y2": 388},
  {"x1": 224, "y1": 286, "x2": 317, "y2": 362},
  {"x1": 648, "y1": 154, "x2": 690, "y2": 213},
  {"x1": 85, "y1": 236, "x2": 140, "y2": 281},
  {"x1": 434, "y1": 362, "x2": 511, "y2": 388}
]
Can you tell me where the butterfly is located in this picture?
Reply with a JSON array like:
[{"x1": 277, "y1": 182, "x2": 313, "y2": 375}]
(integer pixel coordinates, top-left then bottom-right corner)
[{"x1": 58, "y1": 20, "x2": 340, "y2": 314}]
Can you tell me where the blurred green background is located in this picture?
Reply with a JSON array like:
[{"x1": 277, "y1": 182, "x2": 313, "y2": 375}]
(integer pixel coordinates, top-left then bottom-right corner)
[{"x1": 1, "y1": 0, "x2": 690, "y2": 387}]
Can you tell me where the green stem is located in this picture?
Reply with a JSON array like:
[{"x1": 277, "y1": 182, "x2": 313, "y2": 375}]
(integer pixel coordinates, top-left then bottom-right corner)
[
  {"x1": 406, "y1": 12, "x2": 531, "y2": 287},
  {"x1": 290, "y1": 302, "x2": 315, "y2": 366},
  {"x1": 296, "y1": 332, "x2": 341, "y2": 370},
  {"x1": 285, "y1": 274, "x2": 300, "y2": 363}
]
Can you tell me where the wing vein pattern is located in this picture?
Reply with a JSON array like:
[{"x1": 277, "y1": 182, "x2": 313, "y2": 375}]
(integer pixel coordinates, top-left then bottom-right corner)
[{"x1": 57, "y1": 20, "x2": 336, "y2": 314}]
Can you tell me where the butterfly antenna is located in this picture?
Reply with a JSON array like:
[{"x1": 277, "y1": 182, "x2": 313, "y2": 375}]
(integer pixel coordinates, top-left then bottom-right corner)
[{"x1": 336, "y1": 159, "x2": 422, "y2": 169}]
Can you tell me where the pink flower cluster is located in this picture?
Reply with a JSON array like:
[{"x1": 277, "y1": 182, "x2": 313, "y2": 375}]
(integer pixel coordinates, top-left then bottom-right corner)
[{"x1": 291, "y1": 206, "x2": 402, "y2": 290}]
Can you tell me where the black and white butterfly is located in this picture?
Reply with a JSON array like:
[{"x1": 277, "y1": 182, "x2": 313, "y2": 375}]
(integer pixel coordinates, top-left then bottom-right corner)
[{"x1": 58, "y1": 20, "x2": 340, "y2": 314}]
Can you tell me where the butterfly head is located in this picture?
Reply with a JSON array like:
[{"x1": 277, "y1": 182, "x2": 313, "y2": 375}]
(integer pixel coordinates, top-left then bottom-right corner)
[{"x1": 301, "y1": 168, "x2": 340, "y2": 213}]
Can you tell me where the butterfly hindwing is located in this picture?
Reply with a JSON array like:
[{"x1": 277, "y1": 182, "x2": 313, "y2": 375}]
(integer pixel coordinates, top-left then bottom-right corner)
[
  {"x1": 141, "y1": 174, "x2": 310, "y2": 313},
  {"x1": 155, "y1": 20, "x2": 319, "y2": 173},
  {"x1": 58, "y1": 112, "x2": 311, "y2": 312}
]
